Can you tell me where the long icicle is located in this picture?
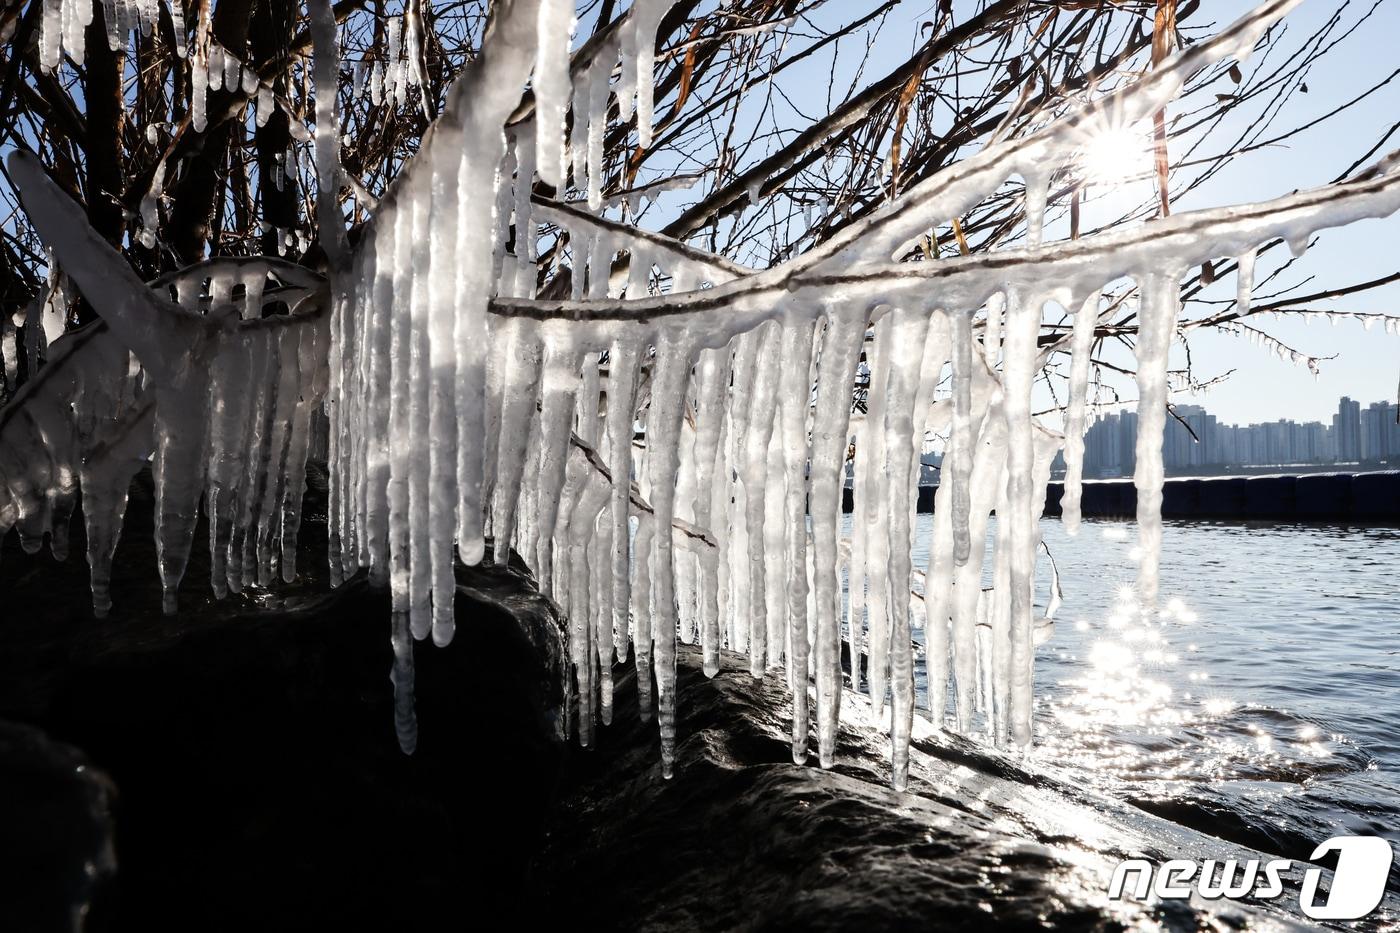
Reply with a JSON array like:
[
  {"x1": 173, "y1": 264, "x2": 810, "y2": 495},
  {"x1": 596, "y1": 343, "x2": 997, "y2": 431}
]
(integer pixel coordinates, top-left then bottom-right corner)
[
  {"x1": 1133, "y1": 272, "x2": 1182, "y2": 609},
  {"x1": 1059, "y1": 294, "x2": 1099, "y2": 535},
  {"x1": 809, "y1": 306, "x2": 865, "y2": 769}
]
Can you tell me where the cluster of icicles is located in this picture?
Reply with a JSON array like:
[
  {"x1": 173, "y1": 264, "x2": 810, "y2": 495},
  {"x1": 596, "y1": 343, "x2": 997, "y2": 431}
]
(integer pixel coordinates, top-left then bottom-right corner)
[
  {"x1": 0, "y1": 217, "x2": 329, "y2": 621},
  {"x1": 349, "y1": 11, "x2": 425, "y2": 110},
  {"x1": 7, "y1": 0, "x2": 1400, "y2": 789},
  {"x1": 317, "y1": 0, "x2": 1400, "y2": 784},
  {"x1": 37, "y1": 0, "x2": 185, "y2": 70}
]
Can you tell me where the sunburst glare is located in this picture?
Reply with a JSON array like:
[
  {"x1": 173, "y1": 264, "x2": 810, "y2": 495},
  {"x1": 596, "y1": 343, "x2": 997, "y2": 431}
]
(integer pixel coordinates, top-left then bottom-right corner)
[{"x1": 1076, "y1": 123, "x2": 1152, "y2": 188}]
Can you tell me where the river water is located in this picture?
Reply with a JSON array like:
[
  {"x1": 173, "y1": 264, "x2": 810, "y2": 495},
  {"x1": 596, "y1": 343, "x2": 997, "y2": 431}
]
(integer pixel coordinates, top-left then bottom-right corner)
[{"x1": 889, "y1": 516, "x2": 1400, "y2": 863}]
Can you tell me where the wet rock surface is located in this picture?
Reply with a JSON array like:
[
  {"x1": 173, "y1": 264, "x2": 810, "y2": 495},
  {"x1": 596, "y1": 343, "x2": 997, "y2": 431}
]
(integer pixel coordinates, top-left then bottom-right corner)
[{"x1": 534, "y1": 648, "x2": 1330, "y2": 931}]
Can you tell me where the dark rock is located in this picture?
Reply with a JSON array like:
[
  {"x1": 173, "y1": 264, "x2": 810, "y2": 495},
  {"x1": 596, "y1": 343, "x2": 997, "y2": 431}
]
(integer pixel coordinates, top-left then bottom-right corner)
[{"x1": 0, "y1": 721, "x2": 116, "y2": 931}]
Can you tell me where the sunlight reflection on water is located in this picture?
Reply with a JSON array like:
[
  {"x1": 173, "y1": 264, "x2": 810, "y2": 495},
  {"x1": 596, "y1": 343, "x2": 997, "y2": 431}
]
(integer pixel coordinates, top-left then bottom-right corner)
[{"x1": 846, "y1": 513, "x2": 1400, "y2": 847}]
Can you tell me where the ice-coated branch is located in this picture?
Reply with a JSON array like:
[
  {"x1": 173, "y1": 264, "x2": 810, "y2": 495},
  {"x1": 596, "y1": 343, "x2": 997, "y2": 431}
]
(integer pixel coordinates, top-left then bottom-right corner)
[
  {"x1": 491, "y1": 157, "x2": 1400, "y2": 333},
  {"x1": 6, "y1": 151, "x2": 332, "y2": 614},
  {"x1": 10, "y1": 0, "x2": 1400, "y2": 797},
  {"x1": 8, "y1": 152, "x2": 209, "y2": 386}
]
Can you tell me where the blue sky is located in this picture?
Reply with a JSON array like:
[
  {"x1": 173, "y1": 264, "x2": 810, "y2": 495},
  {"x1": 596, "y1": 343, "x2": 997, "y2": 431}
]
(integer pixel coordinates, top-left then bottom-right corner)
[{"x1": 1134, "y1": 0, "x2": 1400, "y2": 425}]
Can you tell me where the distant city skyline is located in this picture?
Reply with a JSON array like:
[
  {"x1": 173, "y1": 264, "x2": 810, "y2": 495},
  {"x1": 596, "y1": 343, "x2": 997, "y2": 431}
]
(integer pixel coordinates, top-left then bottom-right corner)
[{"x1": 1073, "y1": 396, "x2": 1400, "y2": 480}]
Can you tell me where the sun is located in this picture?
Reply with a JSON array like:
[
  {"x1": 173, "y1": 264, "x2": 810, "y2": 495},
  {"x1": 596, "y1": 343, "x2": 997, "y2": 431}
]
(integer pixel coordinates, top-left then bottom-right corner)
[{"x1": 1077, "y1": 123, "x2": 1153, "y2": 187}]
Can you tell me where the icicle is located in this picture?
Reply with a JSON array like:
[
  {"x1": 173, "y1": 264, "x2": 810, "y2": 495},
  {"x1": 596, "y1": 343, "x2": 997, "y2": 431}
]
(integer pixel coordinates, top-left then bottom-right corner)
[
  {"x1": 777, "y1": 314, "x2": 817, "y2": 762},
  {"x1": 631, "y1": 0, "x2": 675, "y2": 150},
  {"x1": 256, "y1": 86, "x2": 273, "y2": 127},
  {"x1": 192, "y1": 45, "x2": 209, "y2": 132},
  {"x1": 647, "y1": 335, "x2": 694, "y2": 778},
  {"x1": 1059, "y1": 294, "x2": 1098, "y2": 534},
  {"x1": 585, "y1": 38, "x2": 618, "y2": 210},
  {"x1": 1000, "y1": 290, "x2": 1041, "y2": 747},
  {"x1": 982, "y1": 292, "x2": 1004, "y2": 366},
  {"x1": 761, "y1": 427, "x2": 787, "y2": 672},
  {"x1": 383, "y1": 183, "x2": 414, "y2": 614},
  {"x1": 1, "y1": 311, "x2": 17, "y2": 390},
  {"x1": 530, "y1": 339, "x2": 579, "y2": 592},
  {"x1": 671, "y1": 417, "x2": 699, "y2": 644},
  {"x1": 370, "y1": 59, "x2": 385, "y2": 106},
  {"x1": 393, "y1": 61, "x2": 408, "y2": 108},
  {"x1": 287, "y1": 114, "x2": 312, "y2": 144},
  {"x1": 490, "y1": 320, "x2": 544, "y2": 568},
  {"x1": 846, "y1": 403, "x2": 869, "y2": 693},
  {"x1": 949, "y1": 310, "x2": 974, "y2": 564},
  {"x1": 1236, "y1": 247, "x2": 1256, "y2": 316},
  {"x1": 386, "y1": 16, "x2": 401, "y2": 65},
  {"x1": 688, "y1": 346, "x2": 729, "y2": 675},
  {"x1": 949, "y1": 412, "x2": 1006, "y2": 734},
  {"x1": 533, "y1": 0, "x2": 574, "y2": 188},
  {"x1": 404, "y1": 2, "x2": 426, "y2": 92},
  {"x1": 812, "y1": 305, "x2": 862, "y2": 762},
  {"x1": 405, "y1": 177, "x2": 434, "y2": 639},
  {"x1": 593, "y1": 493, "x2": 616, "y2": 723},
  {"x1": 208, "y1": 44, "x2": 225, "y2": 90},
  {"x1": 65, "y1": 0, "x2": 90, "y2": 67},
  {"x1": 311, "y1": 0, "x2": 347, "y2": 270},
  {"x1": 910, "y1": 313, "x2": 952, "y2": 725},
  {"x1": 606, "y1": 340, "x2": 640, "y2": 674},
  {"x1": 101, "y1": 0, "x2": 119, "y2": 51},
  {"x1": 881, "y1": 305, "x2": 932, "y2": 789},
  {"x1": 252, "y1": 329, "x2": 302, "y2": 585},
  {"x1": 455, "y1": 122, "x2": 512, "y2": 565},
  {"x1": 739, "y1": 322, "x2": 781, "y2": 676},
  {"x1": 1023, "y1": 171, "x2": 1049, "y2": 247},
  {"x1": 169, "y1": 0, "x2": 186, "y2": 56},
  {"x1": 1132, "y1": 273, "x2": 1181, "y2": 609},
  {"x1": 223, "y1": 47, "x2": 241, "y2": 92},
  {"x1": 138, "y1": 161, "x2": 166, "y2": 249},
  {"x1": 858, "y1": 321, "x2": 894, "y2": 717},
  {"x1": 40, "y1": 0, "x2": 63, "y2": 71}
]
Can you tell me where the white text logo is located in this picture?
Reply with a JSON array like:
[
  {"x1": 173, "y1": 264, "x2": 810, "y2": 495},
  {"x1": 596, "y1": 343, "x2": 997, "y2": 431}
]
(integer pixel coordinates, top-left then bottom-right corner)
[{"x1": 1107, "y1": 836, "x2": 1393, "y2": 920}]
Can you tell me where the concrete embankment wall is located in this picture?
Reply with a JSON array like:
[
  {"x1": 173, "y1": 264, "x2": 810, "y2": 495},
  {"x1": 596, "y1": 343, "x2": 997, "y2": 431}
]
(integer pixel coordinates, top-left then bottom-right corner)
[{"x1": 842, "y1": 472, "x2": 1400, "y2": 521}]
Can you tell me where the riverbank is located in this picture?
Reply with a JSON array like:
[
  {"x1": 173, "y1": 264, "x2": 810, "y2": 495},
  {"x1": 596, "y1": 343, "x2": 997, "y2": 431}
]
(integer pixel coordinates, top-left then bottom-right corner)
[{"x1": 848, "y1": 471, "x2": 1400, "y2": 521}]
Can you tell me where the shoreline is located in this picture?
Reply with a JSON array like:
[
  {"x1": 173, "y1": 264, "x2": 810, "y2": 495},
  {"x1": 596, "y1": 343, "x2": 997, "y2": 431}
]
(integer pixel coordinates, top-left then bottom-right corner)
[{"x1": 845, "y1": 471, "x2": 1400, "y2": 521}]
